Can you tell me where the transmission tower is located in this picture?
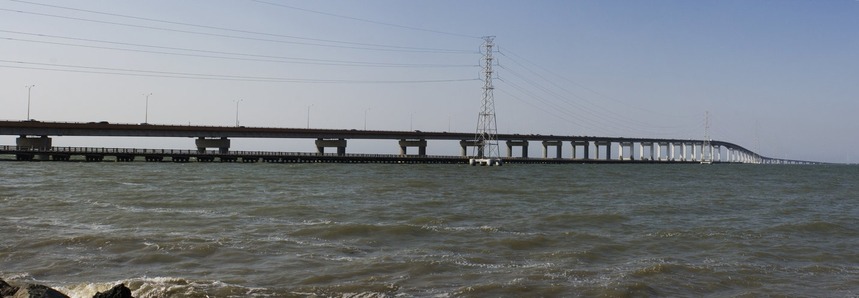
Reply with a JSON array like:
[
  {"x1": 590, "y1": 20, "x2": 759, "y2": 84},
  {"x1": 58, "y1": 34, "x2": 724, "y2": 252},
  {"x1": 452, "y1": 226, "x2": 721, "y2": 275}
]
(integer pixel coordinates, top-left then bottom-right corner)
[
  {"x1": 702, "y1": 111, "x2": 713, "y2": 164},
  {"x1": 470, "y1": 36, "x2": 502, "y2": 166}
]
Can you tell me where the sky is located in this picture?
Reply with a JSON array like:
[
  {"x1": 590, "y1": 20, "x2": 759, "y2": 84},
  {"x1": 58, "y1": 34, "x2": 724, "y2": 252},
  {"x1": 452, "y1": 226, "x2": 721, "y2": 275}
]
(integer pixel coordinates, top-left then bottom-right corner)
[{"x1": 1, "y1": 0, "x2": 857, "y2": 163}]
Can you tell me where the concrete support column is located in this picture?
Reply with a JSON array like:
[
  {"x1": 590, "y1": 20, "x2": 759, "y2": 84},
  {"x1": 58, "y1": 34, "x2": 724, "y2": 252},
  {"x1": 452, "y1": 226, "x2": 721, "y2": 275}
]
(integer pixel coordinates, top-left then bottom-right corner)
[
  {"x1": 681, "y1": 143, "x2": 688, "y2": 161},
  {"x1": 605, "y1": 142, "x2": 611, "y2": 160},
  {"x1": 16, "y1": 135, "x2": 52, "y2": 150},
  {"x1": 571, "y1": 141, "x2": 590, "y2": 160},
  {"x1": 669, "y1": 143, "x2": 676, "y2": 161},
  {"x1": 640, "y1": 142, "x2": 653, "y2": 161},
  {"x1": 584, "y1": 141, "x2": 590, "y2": 160},
  {"x1": 195, "y1": 137, "x2": 230, "y2": 154},
  {"x1": 715, "y1": 145, "x2": 721, "y2": 162},
  {"x1": 505, "y1": 140, "x2": 529, "y2": 158},
  {"x1": 594, "y1": 141, "x2": 610, "y2": 160},
  {"x1": 619, "y1": 142, "x2": 633, "y2": 160},
  {"x1": 693, "y1": 143, "x2": 700, "y2": 162},
  {"x1": 657, "y1": 142, "x2": 669, "y2": 161},
  {"x1": 398, "y1": 139, "x2": 427, "y2": 156},
  {"x1": 16, "y1": 135, "x2": 52, "y2": 161},
  {"x1": 316, "y1": 138, "x2": 347, "y2": 156},
  {"x1": 460, "y1": 140, "x2": 483, "y2": 157},
  {"x1": 541, "y1": 141, "x2": 562, "y2": 159}
]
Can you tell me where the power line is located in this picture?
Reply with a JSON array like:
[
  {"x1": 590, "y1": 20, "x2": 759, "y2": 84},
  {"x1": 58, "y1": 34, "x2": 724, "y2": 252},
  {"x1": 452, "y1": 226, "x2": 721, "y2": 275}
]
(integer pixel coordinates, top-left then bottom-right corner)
[
  {"x1": 0, "y1": 60, "x2": 480, "y2": 84},
  {"x1": 0, "y1": 30, "x2": 478, "y2": 68},
  {"x1": 0, "y1": 8, "x2": 475, "y2": 54},
  {"x1": 495, "y1": 48, "x2": 702, "y2": 137},
  {"x1": 250, "y1": 0, "x2": 481, "y2": 39},
  {"x1": 9, "y1": 0, "x2": 476, "y2": 53},
  {"x1": 499, "y1": 50, "x2": 693, "y2": 129}
]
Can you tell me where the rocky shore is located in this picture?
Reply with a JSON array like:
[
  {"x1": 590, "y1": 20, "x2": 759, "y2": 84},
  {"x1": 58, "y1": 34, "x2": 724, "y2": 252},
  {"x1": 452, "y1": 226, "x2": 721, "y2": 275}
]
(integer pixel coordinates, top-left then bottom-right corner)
[{"x1": 0, "y1": 279, "x2": 133, "y2": 298}]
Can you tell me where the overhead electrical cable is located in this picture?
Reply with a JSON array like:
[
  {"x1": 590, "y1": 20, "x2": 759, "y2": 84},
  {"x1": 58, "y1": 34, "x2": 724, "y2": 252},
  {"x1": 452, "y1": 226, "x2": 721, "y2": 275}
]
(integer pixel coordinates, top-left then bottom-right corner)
[
  {"x1": 0, "y1": 8, "x2": 474, "y2": 54},
  {"x1": 501, "y1": 49, "x2": 660, "y2": 114},
  {"x1": 496, "y1": 49, "x2": 703, "y2": 137},
  {"x1": 498, "y1": 78, "x2": 627, "y2": 136},
  {"x1": 497, "y1": 88, "x2": 608, "y2": 136},
  {"x1": 0, "y1": 60, "x2": 479, "y2": 84},
  {"x1": 9, "y1": 0, "x2": 475, "y2": 53},
  {"x1": 249, "y1": 0, "x2": 481, "y2": 39},
  {"x1": 499, "y1": 51, "x2": 693, "y2": 131},
  {"x1": 0, "y1": 30, "x2": 477, "y2": 68},
  {"x1": 500, "y1": 63, "x2": 681, "y2": 136}
]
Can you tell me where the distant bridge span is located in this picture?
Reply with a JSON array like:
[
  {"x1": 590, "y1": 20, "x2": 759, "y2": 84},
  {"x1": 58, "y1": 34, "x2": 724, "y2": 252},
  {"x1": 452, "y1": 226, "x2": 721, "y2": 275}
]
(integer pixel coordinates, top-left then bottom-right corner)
[{"x1": 0, "y1": 120, "x2": 818, "y2": 164}]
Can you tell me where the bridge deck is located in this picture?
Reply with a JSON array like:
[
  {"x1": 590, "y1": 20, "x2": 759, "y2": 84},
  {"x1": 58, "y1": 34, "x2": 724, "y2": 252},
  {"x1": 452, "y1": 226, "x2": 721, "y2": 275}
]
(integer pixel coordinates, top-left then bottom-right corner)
[
  {"x1": 0, "y1": 121, "x2": 821, "y2": 164},
  {"x1": 1, "y1": 146, "x2": 707, "y2": 164}
]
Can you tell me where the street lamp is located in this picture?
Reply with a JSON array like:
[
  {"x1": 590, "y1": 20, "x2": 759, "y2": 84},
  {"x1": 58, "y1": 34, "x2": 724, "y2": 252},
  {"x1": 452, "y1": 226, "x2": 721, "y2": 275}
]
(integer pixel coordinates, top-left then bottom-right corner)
[
  {"x1": 234, "y1": 99, "x2": 244, "y2": 127},
  {"x1": 306, "y1": 104, "x2": 313, "y2": 129},
  {"x1": 143, "y1": 93, "x2": 152, "y2": 123},
  {"x1": 25, "y1": 85, "x2": 35, "y2": 120}
]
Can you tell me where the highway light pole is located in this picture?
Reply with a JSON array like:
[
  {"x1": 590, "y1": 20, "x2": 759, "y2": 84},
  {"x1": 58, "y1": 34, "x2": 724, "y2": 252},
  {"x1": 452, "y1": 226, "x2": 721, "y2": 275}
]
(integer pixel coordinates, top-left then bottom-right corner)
[
  {"x1": 143, "y1": 93, "x2": 152, "y2": 123},
  {"x1": 25, "y1": 85, "x2": 35, "y2": 120},
  {"x1": 306, "y1": 104, "x2": 313, "y2": 129},
  {"x1": 234, "y1": 99, "x2": 243, "y2": 127}
]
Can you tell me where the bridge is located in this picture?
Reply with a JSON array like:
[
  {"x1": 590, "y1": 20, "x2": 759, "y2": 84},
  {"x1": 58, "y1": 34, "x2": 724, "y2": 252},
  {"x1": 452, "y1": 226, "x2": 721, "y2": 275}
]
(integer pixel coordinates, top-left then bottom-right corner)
[{"x1": 0, "y1": 120, "x2": 818, "y2": 164}]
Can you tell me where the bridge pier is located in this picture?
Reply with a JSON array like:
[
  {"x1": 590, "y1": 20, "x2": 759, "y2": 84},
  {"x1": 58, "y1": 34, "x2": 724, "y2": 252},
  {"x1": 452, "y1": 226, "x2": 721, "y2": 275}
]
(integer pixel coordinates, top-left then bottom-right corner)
[
  {"x1": 594, "y1": 141, "x2": 611, "y2": 160},
  {"x1": 459, "y1": 140, "x2": 484, "y2": 157},
  {"x1": 16, "y1": 135, "x2": 52, "y2": 161},
  {"x1": 619, "y1": 142, "x2": 633, "y2": 160},
  {"x1": 571, "y1": 141, "x2": 589, "y2": 160},
  {"x1": 714, "y1": 145, "x2": 722, "y2": 162},
  {"x1": 195, "y1": 137, "x2": 230, "y2": 153},
  {"x1": 505, "y1": 140, "x2": 529, "y2": 158},
  {"x1": 541, "y1": 141, "x2": 562, "y2": 158},
  {"x1": 680, "y1": 142, "x2": 695, "y2": 161},
  {"x1": 16, "y1": 135, "x2": 52, "y2": 150},
  {"x1": 692, "y1": 142, "x2": 700, "y2": 162},
  {"x1": 639, "y1": 142, "x2": 652, "y2": 161},
  {"x1": 399, "y1": 139, "x2": 427, "y2": 156},
  {"x1": 316, "y1": 138, "x2": 347, "y2": 156},
  {"x1": 656, "y1": 142, "x2": 670, "y2": 161}
]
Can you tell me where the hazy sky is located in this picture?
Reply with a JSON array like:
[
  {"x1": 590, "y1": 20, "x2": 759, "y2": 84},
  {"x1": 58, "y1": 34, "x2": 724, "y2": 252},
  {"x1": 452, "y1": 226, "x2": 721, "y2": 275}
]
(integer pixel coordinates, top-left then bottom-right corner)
[{"x1": 1, "y1": 0, "x2": 857, "y2": 163}]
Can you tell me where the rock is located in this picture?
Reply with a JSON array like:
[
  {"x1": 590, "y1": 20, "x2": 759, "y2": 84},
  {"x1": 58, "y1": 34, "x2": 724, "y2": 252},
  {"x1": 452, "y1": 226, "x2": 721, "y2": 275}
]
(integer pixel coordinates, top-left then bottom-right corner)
[
  {"x1": 0, "y1": 279, "x2": 20, "y2": 297},
  {"x1": 92, "y1": 284, "x2": 133, "y2": 298},
  {"x1": 11, "y1": 284, "x2": 69, "y2": 298}
]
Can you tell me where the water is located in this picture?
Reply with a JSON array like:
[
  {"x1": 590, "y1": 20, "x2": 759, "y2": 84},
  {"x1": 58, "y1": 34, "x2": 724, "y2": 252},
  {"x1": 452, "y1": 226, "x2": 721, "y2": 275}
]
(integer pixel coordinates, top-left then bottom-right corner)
[{"x1": 1, "y1": 162, "x2": 857, "y2": 297}]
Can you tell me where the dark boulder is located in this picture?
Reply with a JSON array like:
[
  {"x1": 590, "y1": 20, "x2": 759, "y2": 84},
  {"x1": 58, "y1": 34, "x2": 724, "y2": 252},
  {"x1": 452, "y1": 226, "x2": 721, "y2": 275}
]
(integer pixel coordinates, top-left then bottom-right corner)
[
  {"x1": 10, "y1": 284, "x2": 69, "y2": 298},
  {"x1": 0, "y1": 279, "x2": 19, "y2": 297},
  {"x1": 92, "y1": 284, "x2": 133, "y2": 298}
]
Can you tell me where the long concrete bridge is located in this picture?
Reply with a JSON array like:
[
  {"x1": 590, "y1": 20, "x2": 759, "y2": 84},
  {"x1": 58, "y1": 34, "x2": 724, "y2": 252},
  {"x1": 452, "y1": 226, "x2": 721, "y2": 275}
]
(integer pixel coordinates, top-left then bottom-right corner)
[{"x1": 0, "y1": 120, "x2": 817, "y2": 164}]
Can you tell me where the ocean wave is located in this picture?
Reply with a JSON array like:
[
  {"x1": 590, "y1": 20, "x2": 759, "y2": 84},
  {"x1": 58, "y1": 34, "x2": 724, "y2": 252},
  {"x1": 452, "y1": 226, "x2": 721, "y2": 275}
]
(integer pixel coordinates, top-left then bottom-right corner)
[
  {"x1": 539, "y1": 212, "x2": 630, "y2": 227},
  {"x1": 56, "y1": 277, "x2": 275, "y2": 298},
  {"x1": 767, "y1": 220, "x2": 858, "y2": 236},
  {"x1": 289, "y1": 223, "x2": 433, "y2": 240}
]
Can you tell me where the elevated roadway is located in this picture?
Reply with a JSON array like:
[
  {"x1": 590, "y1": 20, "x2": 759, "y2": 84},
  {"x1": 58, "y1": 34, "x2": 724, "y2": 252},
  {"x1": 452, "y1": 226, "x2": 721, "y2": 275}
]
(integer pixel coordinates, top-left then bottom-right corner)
[{"x1": 0, "y1": 120, "x2": 819, "y2": 164}]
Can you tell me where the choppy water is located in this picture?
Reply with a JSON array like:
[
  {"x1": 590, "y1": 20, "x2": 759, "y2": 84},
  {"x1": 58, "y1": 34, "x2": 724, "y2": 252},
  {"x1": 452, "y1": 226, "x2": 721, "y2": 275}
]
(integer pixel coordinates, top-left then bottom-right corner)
[{"x1": 1, "y1": 162, "x2": 858, "y2": 297}]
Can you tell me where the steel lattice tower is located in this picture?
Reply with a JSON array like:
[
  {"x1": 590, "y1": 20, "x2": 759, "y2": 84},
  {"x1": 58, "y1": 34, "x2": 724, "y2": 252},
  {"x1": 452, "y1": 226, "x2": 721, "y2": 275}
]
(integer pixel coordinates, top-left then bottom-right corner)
[{"x1": 470, "y1": 36, "x2": 501, "y2": 166}]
